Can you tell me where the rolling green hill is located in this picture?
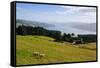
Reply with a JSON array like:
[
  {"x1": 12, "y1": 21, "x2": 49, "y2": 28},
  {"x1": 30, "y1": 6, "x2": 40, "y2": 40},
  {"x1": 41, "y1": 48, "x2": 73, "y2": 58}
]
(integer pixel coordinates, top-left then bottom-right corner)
[{"x1": 16, "y1": 35, "x2": 96, "y2": 65}]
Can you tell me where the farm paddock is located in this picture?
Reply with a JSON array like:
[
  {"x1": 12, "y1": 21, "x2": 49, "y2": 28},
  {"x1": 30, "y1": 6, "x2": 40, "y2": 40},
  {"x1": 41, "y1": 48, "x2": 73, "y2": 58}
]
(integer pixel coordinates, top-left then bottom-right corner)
[{"x1": 16, "y1": 35, "x2": 96, "y2": 65}]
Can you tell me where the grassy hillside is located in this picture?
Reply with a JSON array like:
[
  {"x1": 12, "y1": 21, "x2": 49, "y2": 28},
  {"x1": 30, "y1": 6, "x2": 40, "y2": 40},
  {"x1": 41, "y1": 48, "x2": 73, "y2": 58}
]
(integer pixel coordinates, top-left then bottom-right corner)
[{"x1": 16, "y1": 35, "x2": 96, "y2": 65}]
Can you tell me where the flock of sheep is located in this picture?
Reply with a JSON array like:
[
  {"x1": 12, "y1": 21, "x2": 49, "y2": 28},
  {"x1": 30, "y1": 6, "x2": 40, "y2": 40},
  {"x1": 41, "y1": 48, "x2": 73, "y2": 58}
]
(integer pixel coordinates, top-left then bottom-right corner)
[{"x1": 33, "y1": 52, "x2": 45, "y2": 58}]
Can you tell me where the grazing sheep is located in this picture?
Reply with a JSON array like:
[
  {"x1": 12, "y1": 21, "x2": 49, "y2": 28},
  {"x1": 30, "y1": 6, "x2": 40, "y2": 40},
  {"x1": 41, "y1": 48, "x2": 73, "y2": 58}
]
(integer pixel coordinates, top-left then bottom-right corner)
[
  {"x1": 33, "y1": 52, "x2": 39, "y2": 56},
  {"x1": 33, "y1": 52, "x2": 46, "y2": 58},
  {"x1": 39, "y1": 53, "x2": 45, "y2": 58}
]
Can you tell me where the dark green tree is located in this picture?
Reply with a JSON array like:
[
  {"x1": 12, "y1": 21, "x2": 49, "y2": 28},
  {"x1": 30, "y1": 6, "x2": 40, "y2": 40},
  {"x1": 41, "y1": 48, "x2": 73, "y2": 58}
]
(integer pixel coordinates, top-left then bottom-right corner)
[{"x1": 62, "y1": 33, "x2": 67, "y2": 41}]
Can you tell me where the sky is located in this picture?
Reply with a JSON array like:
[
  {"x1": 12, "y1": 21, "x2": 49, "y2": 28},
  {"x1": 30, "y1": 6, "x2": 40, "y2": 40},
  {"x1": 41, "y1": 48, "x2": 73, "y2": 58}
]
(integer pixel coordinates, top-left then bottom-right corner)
[{"x1": 16, "y1": 3, "x2": 96, "y2": 24}]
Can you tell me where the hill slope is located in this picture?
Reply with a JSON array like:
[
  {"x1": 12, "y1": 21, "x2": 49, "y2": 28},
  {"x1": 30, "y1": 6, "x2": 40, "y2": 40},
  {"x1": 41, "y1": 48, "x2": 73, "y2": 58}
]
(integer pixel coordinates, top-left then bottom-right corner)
[{"x1": 16, "y1": 35, "x2": 96, "y2": 65}]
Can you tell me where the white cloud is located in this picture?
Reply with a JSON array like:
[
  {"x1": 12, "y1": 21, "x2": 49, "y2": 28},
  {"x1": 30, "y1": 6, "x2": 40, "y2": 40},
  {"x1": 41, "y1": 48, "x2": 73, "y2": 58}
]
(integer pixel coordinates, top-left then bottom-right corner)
[
  {"x1": 17, "y1": 4, "x2": 96, "y2": 24},
  {"x1": 60, "y1": 6, "x2": 72, "y2": 9}
]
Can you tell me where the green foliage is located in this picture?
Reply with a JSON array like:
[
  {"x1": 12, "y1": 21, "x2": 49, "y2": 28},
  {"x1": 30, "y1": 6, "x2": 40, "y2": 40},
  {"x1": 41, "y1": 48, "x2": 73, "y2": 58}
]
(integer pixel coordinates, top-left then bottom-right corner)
[
  {"x1": 16, "y1": 25, "x2": 96, "y2": 43},
  {"x1": 78, "y1": 34, "x2": 96, "y2": 43},
  {"x1": 16, "y1": 25, "x2": 62, "y2": 41}
]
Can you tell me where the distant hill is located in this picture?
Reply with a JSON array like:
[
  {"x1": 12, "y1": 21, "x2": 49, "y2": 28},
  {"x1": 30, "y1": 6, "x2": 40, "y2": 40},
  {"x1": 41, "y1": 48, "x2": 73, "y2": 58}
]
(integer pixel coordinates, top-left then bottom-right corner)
[
  {"x1": 16, "y1": 19, "x2": 96, "y2": 34},
  {"x1": 16, "y1": 19, "x2": 54, "y2": 28}
]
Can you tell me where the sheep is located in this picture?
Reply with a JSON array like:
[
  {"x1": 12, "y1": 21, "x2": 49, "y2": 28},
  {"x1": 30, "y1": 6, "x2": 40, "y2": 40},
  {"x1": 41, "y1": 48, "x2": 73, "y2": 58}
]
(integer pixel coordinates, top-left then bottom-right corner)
[
  {"x1": 33, "y1": 52, "x2": 46, "y2": 58},
  {"x1": 39, "y1": 53, "x2": 45, "y2": 58},
  {"x1": 33, "y1": 52, "x2": 39, "y2": 56}
]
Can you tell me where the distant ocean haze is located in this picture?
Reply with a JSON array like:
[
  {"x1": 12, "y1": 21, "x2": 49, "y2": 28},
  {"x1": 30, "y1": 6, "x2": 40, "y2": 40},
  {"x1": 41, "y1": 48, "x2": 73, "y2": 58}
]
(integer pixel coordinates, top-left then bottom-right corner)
[
  {"x1": 16, "y1": 19, "x2": 96, "y2": 34},
  {"x1": 46, "y1": 23, "x2": 96, "y2": 34}
]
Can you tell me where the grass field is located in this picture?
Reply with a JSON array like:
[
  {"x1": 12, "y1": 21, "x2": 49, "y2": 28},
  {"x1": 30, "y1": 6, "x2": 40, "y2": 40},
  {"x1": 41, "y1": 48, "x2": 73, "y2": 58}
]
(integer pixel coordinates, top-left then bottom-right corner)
[{"x1": 16, "y1": 35, "x2": 96, "y2": 65}]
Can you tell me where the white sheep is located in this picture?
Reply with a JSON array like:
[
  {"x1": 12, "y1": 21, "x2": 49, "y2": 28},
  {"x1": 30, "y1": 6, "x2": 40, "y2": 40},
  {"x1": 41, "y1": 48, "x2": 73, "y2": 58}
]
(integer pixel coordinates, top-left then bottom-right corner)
[
  {"x1": 33, "y1": 52, "x2": 39, "y2": 56},
  {"x1": 39, "y1": 53, "x2": 45, "y2": 58},
  {"x1": 33, "y1": 52, "x2": 46, "y2": 58}
]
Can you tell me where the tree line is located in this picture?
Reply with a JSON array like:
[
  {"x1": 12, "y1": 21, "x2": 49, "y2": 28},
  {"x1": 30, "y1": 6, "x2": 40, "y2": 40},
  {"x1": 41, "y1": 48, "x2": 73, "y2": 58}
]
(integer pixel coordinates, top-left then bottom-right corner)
[{"x1": 16, "y1": 25, "x2": 96, "y2": 43}]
